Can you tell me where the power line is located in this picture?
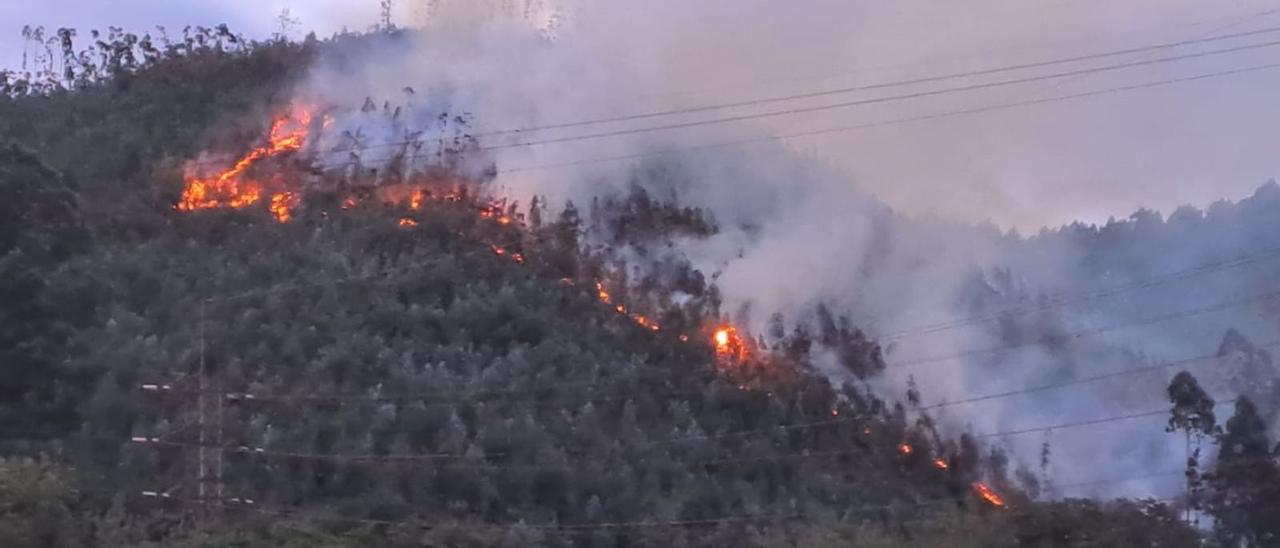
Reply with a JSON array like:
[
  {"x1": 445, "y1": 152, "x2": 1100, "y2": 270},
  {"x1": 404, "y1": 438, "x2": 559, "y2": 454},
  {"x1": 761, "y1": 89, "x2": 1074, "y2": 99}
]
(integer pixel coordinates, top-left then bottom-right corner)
[
  {"x1": 875, "y1": 248, "x2": 1280, "y2": 341},
  {"x1": 133, "y1": 397, "x2": 1240, "y2": 469},
  {"x1": 470, "y1": 24, "x2": 1280, "y2": 137},
  {"x1": 919, "y1": 340, "x2": 1280, "y2": 411},
  {"x1": 145, "y1": 330, "x2": 1275, "y2": 443},
  {"x1": 142, "y1": 492, "x2": 804, "y2": 530},
  {"x1": 487, "y1": 59, "x2": 1280, "y2": 174},
  {"x1": 624, "y1": 5, "x2": 1280, "y2": 112},
  {"x1": 476, "y1": 39, "x2": 1280, "y2": 151},
  {"x1": 177, "y1": 31, "x2": 1280, "y2": 174},
  {"x1": 976, "y1": 408, "x2": 1171, "y2": 440},
  {"x1": 188, "y1": 183, "x2": 1280, "y2": 356},
  {"x1": 170, "y1": 55, "x2": 1280, "y2": 192},
  {"x1": 888, "y1": 287, "x2": 1280, "y2": 370},
  {"x1": 148, "y1": 271, "x2": 1280, "y2": 416}
]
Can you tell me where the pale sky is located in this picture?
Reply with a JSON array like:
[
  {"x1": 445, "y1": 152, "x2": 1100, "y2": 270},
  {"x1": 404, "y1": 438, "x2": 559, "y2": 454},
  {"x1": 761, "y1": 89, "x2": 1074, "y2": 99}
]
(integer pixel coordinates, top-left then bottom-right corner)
[{"x1": 4, "y1": 0, "x2": 1280, "y2": 231}]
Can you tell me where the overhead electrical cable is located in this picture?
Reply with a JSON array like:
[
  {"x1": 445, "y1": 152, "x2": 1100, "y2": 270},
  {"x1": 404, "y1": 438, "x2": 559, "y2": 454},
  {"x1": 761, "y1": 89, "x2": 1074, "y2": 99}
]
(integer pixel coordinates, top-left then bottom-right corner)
[
  {"x1": 470, "y1": 24, "x2": 1280, "y2": 137},
  {"x1": 176, "y1": 29, "x2": 1280, "y2": 172},
  {"x1": 476, "y1": 39, "x2": 1280, "y2": 150}
]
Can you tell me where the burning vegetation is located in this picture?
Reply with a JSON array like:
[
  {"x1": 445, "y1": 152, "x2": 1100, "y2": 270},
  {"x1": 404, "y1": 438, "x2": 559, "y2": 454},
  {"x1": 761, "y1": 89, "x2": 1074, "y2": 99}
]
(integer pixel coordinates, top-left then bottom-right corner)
[
  {"x1": 177, "y1": 107, "x2": 315, "y2": 219},
  {"x1": 973, "y1": 482, "x2": 1008, "y2": 509},
  {"x1": 2, "y1": 21, "x2": 1229, "y2": 548}
]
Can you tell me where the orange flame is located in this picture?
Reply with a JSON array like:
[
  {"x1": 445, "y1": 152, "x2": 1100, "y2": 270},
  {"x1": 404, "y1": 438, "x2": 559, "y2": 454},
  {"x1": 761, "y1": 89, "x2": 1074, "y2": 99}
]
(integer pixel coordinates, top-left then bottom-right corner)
[
  {"x1": 177, "y1": 108, "x2": 313, "y2": 214},
  {"x1": 409, "y1": 190, "x2": 424, "y2": 210},
  {"x1": 973, "y1": 482, "x2": 1006, "y2": 508},
  {"x1": 398, "y1": 218, "x2": 419, "y2": 228},
  {"x1": 898, "y1": 443, "x2": 913, "y2": 456},
  {"x1": 596, "y1": 282, "x2": 612, "y2": 304},
  {"x1": 713, "y1": 326, "x2": 750, "y2": 362},
  {"x1": 492, "y1": 245, "x2": 506, "y2": 256},
  {"x1": 631, "y1": 314, "x2": 660, "y2": 331},
  {"x1": 268, "y1": 192, "x2": 299, "y2": 223},
  {"x1": 932, "y1": 457, "x2": 949, "y2": 470}
]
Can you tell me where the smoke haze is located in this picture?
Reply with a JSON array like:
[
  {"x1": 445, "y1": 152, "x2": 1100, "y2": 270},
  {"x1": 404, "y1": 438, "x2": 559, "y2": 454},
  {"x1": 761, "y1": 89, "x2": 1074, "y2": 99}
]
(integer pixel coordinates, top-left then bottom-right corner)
[
  {"x1": 276, "y1": 0, "x2": 1280, "y2": 501},
  {"x1": 12, "y1": 0, "x2": 1276, "y2": 504}
]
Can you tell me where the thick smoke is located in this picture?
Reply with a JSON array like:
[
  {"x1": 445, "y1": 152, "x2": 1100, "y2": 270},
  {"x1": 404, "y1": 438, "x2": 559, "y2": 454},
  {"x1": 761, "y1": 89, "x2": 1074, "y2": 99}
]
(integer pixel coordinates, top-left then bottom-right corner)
[{"x1": 289, "y1": 0, "x2": 1280, "y2": 503}]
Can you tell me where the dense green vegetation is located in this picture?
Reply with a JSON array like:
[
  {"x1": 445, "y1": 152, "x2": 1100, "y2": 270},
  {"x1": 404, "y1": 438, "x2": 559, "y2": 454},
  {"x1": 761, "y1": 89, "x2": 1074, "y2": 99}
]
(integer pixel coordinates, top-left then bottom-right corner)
[{"x1": 1, "y1": 25, "x2": 1274, "y2": 547}]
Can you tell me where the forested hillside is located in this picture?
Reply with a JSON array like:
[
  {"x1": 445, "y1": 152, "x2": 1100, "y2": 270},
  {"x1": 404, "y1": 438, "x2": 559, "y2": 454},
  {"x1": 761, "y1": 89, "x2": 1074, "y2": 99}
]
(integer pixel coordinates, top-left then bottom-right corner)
[{"x1": 0, "y1": 24, "x2": 1272, "y2": 548}]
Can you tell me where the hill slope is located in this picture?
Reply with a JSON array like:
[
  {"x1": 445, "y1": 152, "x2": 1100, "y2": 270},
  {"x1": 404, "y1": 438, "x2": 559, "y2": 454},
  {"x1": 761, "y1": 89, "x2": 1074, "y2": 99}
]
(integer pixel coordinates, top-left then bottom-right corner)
[{"x1": 0, "y1": 26, "x2": 1224, "y2": 547}]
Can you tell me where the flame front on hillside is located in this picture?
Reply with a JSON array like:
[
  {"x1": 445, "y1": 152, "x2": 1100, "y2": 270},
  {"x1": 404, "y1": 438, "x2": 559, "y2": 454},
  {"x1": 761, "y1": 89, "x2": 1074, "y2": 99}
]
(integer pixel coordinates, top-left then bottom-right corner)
[
  {"x1": 177, "y1": 107, "x2": 314, "y2": 221},
  {"x1": 973, "y1": 482, "x2": 1007, "y2": 508}
]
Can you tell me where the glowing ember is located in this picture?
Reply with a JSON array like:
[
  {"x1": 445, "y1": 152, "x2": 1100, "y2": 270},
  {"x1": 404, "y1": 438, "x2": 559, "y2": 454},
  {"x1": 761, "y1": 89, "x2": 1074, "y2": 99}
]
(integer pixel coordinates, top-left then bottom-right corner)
[
  {"x1": 410, "y1": 190, "x2": 424, "y2": 210},
  {"x1": 863, "y1": 427, "x2": 872, "y2": 436},
  {"x1": 679, "y1": 335, "x2": 689, "y2": 342},
  {"x1": 898, "y1": 443, "x2": 913, "y2": 456},
  {"x1": 268, "y1": 192, "x2": 298, "y2": 223},
  {"x1": 632, "y1": 314, "x2": 659, "y2": 331},
  {"x1": 398, "y1": 218, "x2": 419, "y2": 228},
  {"x1": 973, "y1": 482, "x2": 1006, "y2": 508},
  {"x1": 596, "y1": 282, "x2": 612, "y2": 304},
  {"x1": 341, "y1": 196, "x2": 357, "y2": 209},
  {"x1": 492, "y1": 245, "x2": 506, "y2": 255},
  {"x1": 712, "y1": 326, "x2": 749, "y2": 362},
  {"x1": 177, "y1": 107, "x2": 313, "y2": 214},
  {"x1": 512, "y1": 252, "x2": 526, "y2": 264},
  {"x1": 933, "y1": 457, "x2": 949, "y2": 470},
  {"x1": 830, "y1": 408, "x2": 839, "y2": 417},
  {"x1": 498, "y1": 215, "x2": 512, "y2": 225},
  {"x1": 616, "y1": 305, "x2": 626, "y2": 314}
]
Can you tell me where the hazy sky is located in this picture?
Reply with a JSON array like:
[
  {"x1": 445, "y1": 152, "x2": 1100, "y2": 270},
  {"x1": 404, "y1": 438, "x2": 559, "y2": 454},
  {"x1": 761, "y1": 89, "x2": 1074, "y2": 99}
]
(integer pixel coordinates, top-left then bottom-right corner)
[{"x1": 4, "y1": 0, "x2": 1280, "y2": 231}]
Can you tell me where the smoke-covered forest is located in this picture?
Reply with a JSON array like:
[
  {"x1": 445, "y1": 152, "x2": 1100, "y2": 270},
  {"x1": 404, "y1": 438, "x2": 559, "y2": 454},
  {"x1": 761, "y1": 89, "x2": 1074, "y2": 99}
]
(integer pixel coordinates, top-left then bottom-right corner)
[{"x1": 1, "y1": 7, "x2": 1279, "y2": 548}]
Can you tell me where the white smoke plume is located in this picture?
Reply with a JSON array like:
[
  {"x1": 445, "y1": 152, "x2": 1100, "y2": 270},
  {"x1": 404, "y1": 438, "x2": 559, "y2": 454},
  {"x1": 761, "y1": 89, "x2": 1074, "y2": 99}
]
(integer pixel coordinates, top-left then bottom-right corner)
[{"x1": 285, "y1": 0, "x2": 1280, "y2": 503}]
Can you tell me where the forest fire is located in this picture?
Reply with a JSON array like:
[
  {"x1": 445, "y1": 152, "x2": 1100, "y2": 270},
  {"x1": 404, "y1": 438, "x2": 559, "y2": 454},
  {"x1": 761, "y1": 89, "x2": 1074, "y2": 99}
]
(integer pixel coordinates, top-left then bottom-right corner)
[
  {"x1": 632, "y1": 314, "x2": 660, "y2": 331},
  {"x1": 593, "y1": 280, "x2": 662, "y2": 331},
  {"x1": 269, "y1": 192, "x2": 299, "y2": 223},
  {"x1": 712, "y1": 325, "x2": 750, "y2": 363},
  {"x1": 973, "y1": 482, "x2": 1007, "y2": 508},
  {"x1": 177, "y1": 107, "x2": 313, "y2": 217}
]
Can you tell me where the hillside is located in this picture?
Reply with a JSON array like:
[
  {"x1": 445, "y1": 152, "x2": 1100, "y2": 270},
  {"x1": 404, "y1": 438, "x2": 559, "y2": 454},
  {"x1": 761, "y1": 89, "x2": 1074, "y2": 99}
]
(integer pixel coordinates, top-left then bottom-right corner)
[{"x1": 0, "y1": 25, "x2": 1271, "y2": 548}]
